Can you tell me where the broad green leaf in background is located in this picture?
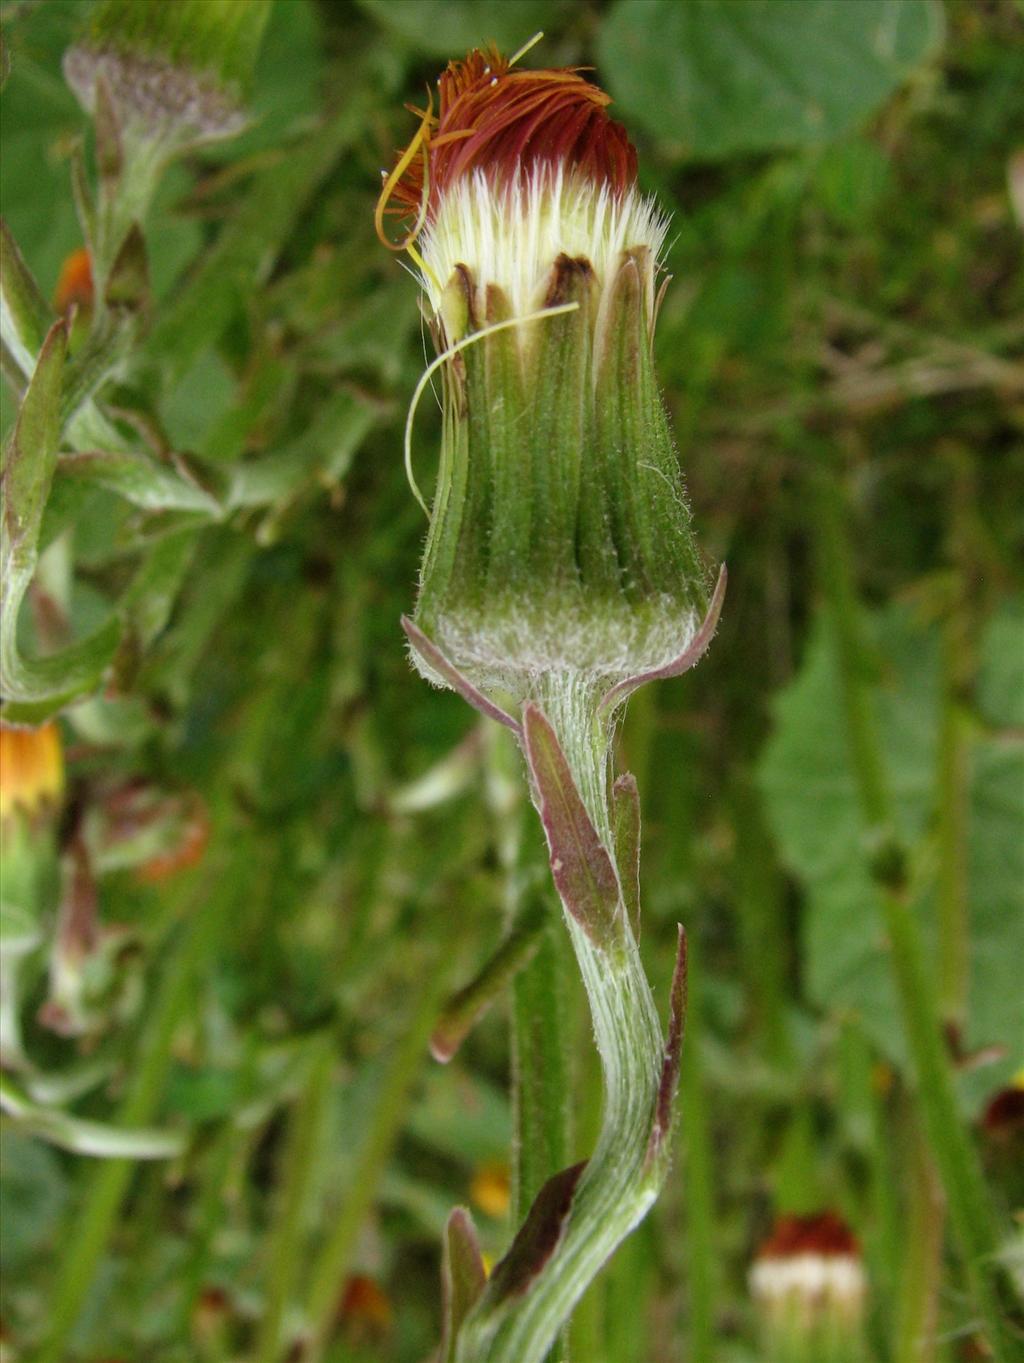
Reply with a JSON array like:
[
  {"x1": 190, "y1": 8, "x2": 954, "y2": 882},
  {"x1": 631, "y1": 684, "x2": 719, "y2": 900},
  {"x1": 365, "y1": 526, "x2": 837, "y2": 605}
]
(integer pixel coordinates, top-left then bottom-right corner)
[
  {"x1": 355, "y1": 0, "x2": 567, "y2": 58},
  {"x1": 758, "y1": 601, "x2": 1024, "y2": 1108},
  {"x1": 205, "y1": 0, "x2": 325, "y2": 160},
  {"x1": 599, "y1": 0, "x2": 945, "y2": 162},
  {"x1": 0, "y1": 1129, "x2": 68, "y2": 1269},
  {"x1": 0, "y1": 0, "x2": 84, "y2": 292}
]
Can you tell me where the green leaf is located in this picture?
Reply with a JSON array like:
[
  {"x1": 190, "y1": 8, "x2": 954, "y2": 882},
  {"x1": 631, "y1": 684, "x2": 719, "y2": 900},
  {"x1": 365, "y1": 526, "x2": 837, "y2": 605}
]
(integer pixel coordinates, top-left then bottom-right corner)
[
  {"x1": 0, "y1": 0, "x2": 87, "y2": 290},
  {"x1": 0, "y1": 1074, "x2": 186, "y2": 1159},
  {"x1": 0, "y1": 1129, "x2": 68, "y2": 1267},
  {"x1": 441, "y1": 1208, "x2": 487, "y2": 1363},
  {"x1": 1, "y1": 321, "x2": 119, "y2": 720},
  {"x1": 600, "y1": 0, "x2": 944, "y2": 162},
  {"x1": 0, "y1": 217, "x2": 53, "y2": 379},
  {"x1": 57, "y1": 448, "x2": 221, "y2": 515},
  {"x1": 407, "y1": 1066, "x2": 511, "y2": 1165},
  {"x1": 1, "y1": 319, "x2": 67, "y2": 556},
  {"x1": 119, "y1": 528, "x2": 199, "y2": 651},
  {"x1": 758, "y1": 602, "x2": 1024, "y2": 1102},
  {"x1": 355, "y1": 0, "x2": 566, "y2": 57},
  {"x1": 0, "y1": 901, "x2": 42, "y2": 958}
]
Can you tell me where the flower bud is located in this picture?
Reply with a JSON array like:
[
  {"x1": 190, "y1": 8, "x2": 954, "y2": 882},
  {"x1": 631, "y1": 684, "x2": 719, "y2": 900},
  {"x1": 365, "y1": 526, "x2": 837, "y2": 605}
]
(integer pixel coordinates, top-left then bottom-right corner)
[
  {"x1": 381, "y1": 47, "x2": 710, "y2": 700},
  {"x1": 63, "y1": 0, "x2": 271, "y2": 151},
  {"x1": 749, "y1": 1212, "x2": 867, "y2": 1363}
]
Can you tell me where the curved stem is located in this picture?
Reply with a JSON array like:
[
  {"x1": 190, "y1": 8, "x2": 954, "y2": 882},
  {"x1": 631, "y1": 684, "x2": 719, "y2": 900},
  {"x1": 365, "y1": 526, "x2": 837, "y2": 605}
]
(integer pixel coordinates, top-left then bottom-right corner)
[{"x1": 456, "y1": 674, "x2": 676, "y2": 1363}]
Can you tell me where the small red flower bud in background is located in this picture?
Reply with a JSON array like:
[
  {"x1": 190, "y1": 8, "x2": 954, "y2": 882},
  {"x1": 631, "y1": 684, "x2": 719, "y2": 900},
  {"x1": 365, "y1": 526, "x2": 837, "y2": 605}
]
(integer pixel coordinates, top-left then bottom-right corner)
[
  {"x1": 53, "y1": 247, "x2": 94, "y2": 315},
  {"x1": 750, "y1": 1212, "x2": 867, "y2": 1363},
  {"x1": 337, "y1": 1273, "x2": 392, "y2": 1344}
]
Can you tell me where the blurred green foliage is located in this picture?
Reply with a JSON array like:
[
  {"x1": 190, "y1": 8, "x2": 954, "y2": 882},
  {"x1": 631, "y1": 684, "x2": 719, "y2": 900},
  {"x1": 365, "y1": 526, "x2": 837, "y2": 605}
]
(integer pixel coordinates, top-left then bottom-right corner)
[{"x1": 1, "y1": 0, "x2": 1022, "y2": 1360}]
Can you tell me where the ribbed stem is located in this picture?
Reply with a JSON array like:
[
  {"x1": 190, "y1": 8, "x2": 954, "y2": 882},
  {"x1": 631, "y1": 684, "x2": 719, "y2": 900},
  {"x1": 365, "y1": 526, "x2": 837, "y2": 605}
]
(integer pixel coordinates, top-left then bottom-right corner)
[
  {"x1": 485, "y1": 727, "x2": 572, "y2": 1231},
  {"x1": 456, "y1": 673, "x2": 667, "y2": 1363}
]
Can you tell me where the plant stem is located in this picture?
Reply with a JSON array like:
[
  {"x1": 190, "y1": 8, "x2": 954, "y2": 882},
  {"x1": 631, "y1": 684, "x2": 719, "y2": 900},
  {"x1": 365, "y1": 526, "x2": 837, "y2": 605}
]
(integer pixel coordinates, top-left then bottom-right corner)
[
  {"x1": 37, "y1": 884, "x2": 224, "y2": 1363},
  {"x1": 936, "y1": 614, "x2": 971, "y2": 1029},
  {"x1": 255, "y1": 1039, "x2": 334, "y2": 1363},
  {"x1": 680, "y1": 932, "x2": 718, "y2": 1362},
  {"x1": 302, "y1": 960, "x2": 449, "y2": 1362},
  {"x1": 731, "y1": 778, "x2": 791, "y2": 1066},
  {"x1": 512, "y1": 930, "x2": 572, "y2": 1221},
  {"x1": 457, "y1": 674, "x2": 668, "y2": 1363},
  {"x1": 486, "y1": 727, "x2": 572, "y2": 1226},
  {"x1": 813, "y1": 470, "x2": 1013, "y2": 1361},
  {"x1": 895, "y1": 1111, "x2": 944, "y2": 1363}
]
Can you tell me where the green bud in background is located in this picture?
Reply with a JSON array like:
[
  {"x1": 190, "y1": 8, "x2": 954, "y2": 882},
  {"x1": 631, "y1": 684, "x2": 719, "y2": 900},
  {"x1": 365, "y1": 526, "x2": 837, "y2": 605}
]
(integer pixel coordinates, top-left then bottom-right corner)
[
  {"x1": 64, "y1": 0, "x2": 271, "y2": 149},
  {"x1": 60, "y1": 0, "x2": 271, "y2": 314}
]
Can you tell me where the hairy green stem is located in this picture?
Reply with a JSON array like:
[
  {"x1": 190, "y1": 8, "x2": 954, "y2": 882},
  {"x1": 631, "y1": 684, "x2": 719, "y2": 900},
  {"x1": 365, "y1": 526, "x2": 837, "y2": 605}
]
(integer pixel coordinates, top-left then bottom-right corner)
[
  {"x1": 814, "y1": 471, "x2": 1013, "y2": 1361},
  {"x1": 485, "y1": 727, "x2": 572, "y2": 1228},
  {"x1": 512, "y1": 931, "x2": 573, "y2": 1223},
  {"x1": 456, "y1": 674, "x2": 668, "y2": 1363}
]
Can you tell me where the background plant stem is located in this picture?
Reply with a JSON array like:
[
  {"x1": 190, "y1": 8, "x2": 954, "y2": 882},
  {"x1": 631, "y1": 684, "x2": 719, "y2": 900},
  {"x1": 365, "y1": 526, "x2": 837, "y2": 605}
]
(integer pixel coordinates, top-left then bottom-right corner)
[
  {"x1": 37, "y1": 875, "x2": 226, "y2": 1363},
  {"x1": 255, "y1": 1038, "x2": 334, "y2": 1363},
  {"x1": 680, "y1": 931, "x2": 718, "y2": 1362},
  {"x1": 813, "y1": 468, "x2": 1014, "y2": 1362},
  {"x1": 302, "y1": 956, "x2": 450, "y2": 1363}
]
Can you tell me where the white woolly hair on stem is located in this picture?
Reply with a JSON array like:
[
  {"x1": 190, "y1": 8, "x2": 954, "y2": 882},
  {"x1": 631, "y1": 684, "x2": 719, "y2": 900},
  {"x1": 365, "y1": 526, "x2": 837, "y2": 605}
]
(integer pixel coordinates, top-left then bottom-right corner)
[{"x1": 403, "y1": 300, "x2": 580, "y2": 516}]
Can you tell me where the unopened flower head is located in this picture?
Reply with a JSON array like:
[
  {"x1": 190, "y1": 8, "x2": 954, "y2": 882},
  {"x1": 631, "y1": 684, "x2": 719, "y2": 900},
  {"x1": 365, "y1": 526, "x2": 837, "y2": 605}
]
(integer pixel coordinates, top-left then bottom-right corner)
[
  {"x1": 64, "y1": 0, "x2": 270, "y2": 150},
  {"x1": 386, "y1": 47, "x2": 663, "y2": 340},
  {"x1": 380, "y1": 44, "x2": 710, "y2": 698},
  {"x1": 0, "y1": 720, "x2": 64, "y2": 826},
  {"x1": 749, "y1": 1213, "x2": 867, "y2": 1363}
]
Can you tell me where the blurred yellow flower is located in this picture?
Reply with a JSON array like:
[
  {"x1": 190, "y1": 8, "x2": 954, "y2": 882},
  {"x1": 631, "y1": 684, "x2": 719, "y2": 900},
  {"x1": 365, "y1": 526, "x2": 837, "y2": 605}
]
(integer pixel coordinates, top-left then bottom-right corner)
[
  {"x1": 470, "y1": 1160, "x2": 511, "y2": 1219},
  {"x1": 0, "y1": 721, "x2": 64, "y2": 825}
]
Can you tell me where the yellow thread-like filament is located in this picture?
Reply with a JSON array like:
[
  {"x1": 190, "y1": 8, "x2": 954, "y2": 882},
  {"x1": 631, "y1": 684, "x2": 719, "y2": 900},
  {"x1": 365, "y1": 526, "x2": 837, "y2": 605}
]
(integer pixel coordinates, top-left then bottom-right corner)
[
  {"x1": 509, "y1": 31, "x2": 545, "y2": 67},
  {"x1": 375, "y1": 88, "x2": 434, "y2": 253}
]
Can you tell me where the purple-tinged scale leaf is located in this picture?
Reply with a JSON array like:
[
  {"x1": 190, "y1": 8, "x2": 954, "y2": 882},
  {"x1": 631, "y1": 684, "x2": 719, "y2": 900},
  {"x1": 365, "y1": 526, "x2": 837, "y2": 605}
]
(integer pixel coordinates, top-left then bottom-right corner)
[
  {"x1": 600, "y1": 564, "x2": 727, "y2": 714},
  {"x1": 612, "y1": 772, "x2": 642, "y2": 941},
  {"x1": 485, "y1": 1161, "x2": 587, "y2": 1305},
  {"x1": 401, "y1": 615, "x2": 521, "y2": 735},
  {"x1": 646, "y1": 925, "x2": 688, "y2": 1169},
  {"x1": 521, "y1": 703, "x2": 621, "y2": 949},
  {"x1": 440, "y1": 1207, "x2": 487, "y2": 1363}
]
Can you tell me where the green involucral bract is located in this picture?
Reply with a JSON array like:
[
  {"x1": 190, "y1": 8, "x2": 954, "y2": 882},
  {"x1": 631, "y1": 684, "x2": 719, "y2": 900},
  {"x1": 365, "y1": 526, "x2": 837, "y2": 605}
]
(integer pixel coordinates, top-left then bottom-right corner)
[{"x1": 414, "y1": 246, "x2": 710, "y2": 702}]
